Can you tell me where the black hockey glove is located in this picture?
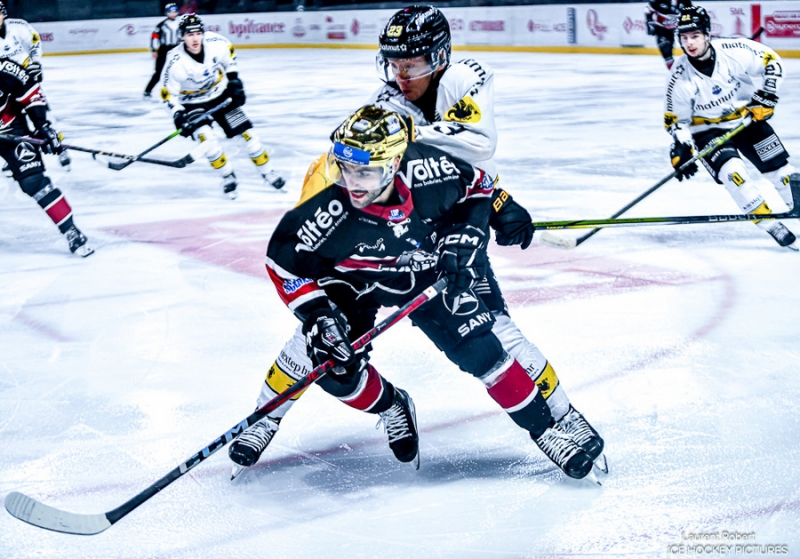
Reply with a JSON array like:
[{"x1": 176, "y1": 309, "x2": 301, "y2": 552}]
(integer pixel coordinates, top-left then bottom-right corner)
[
  {"x1": 303, "y1": 307, "x2": 356, "y2": 373},
  {"x1": 670, "y1": 141, "x2": 698, "y2": 181},
  {"x1": 26, "y1": 61, "x2": 43, "y2": 83},
  {"x1": 34, "y1": 124, "x2": 63, "y2": 155},
  {"x1": 490, "y1": 189, "x2": 534, "y2": 249},
  {"x1": 226, "y1": 75, "x2": 246, "y2": 107},
  {"x1": 646, "y1": 21, "x2": 657, "y2": 35},
  {"x1": 747, "y1": 89, "x2": 778, "y2": 121},
  {"x1": 174, "y1": 108, "x2": 212, "y2": 137},
  {"x1": 436, "y1": 224, "x2": 488, "y2": 298}
]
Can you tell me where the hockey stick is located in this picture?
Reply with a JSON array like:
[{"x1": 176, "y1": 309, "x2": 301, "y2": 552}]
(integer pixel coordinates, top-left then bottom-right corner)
[
  {"x1": 540, "y1": 119, "x2": 752, "y2": 249},
  {"x1": 0, "y1": 135, "x2": 195, "y2": 168},
  {"x1": 99, "y1": 99, "x2": 232, "y2": 171},
  {"x1": 533, "y1": 173, "x2": 800, "y2": 231},
  {"x1": 4, "y1": 278, "x2": 447, "y2": 536}
]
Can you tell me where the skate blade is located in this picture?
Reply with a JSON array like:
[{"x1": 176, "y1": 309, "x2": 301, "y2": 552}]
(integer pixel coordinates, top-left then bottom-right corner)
[
  {"x1": 412, "y1": 452, "x2": 420, "y2": 471},
  {"x1": 784, "y1": 243, "x2": 799, "y2": 252},
  {"x1": 593, "y1": 453, "x2": 609, "y2": 475},
  {"x1": 74, "y1": 245, "x2": 95, "y2": 258},
  {"x1": 584, "y1": 469, "x2": 602, "y2": 486},
  {"x1": 230, "y1": 464, "x2": 246, "y2": 481}
]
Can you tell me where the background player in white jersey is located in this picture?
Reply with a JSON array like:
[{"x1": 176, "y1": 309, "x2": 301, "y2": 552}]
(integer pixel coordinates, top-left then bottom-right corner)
[
  {"x1": 645, "y1": 0, "x2": 692, "y2": 70},
  {"x1": 143, "y1": 3, "x2": 180, "y2": 99},
  {"x1": 0, "y1": 1, "x2": 71, "y2": 170},
  {"x1": 228, "y1": 6, "x2": 605, "y2": 479},
  {"x1": 160, "y1": 14, "x2": 284, "y2": 199},
  {"x1": 665, "y1": 5, "x2": 796, "y2": 249}
]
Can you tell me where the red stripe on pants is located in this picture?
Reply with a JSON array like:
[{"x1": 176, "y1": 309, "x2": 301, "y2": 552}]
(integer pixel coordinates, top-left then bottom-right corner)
[
  {"x1": 45, "y1": 196, "x2": 72, "y2": 226},
  {"x1": 486, "y1": 359, "x2": 536, "y2": 410},
  {"x1": 341, "y1": 364, "x2": 385, "y2": 411}
]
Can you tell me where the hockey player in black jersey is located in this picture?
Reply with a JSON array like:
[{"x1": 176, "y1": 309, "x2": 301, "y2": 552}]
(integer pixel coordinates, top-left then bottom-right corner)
[
  {"x1": 235, "y1": 105, "x2": 600, "y2": 482},
  {"x1": 143, "y1": 2, "x2": 180, "y2": 99},
  {"x1": 228, "y1": 5, "x2": 605, "y2": 479},
  {"x1": 645, "y1": 0, "x2": 693, "y2": 69},
  {"x1": 0, "y1": 59, "x2": 93, "y2": 256}
]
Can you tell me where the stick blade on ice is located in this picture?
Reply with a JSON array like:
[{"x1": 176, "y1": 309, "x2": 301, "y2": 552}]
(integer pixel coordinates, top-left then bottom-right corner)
[
  {"x1": 539, "y1": 231, "x2": 577, "y2": 249},
  {"x1": 4, "y1": 491, "x2": 112, "y2": 535}
]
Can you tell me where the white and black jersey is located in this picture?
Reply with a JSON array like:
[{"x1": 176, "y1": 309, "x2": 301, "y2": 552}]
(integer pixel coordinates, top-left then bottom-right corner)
[
  {"x1": 665, "y1": 38, "x2": 785, "y2": 139},
  {"x1": 0, "y1": 19, "x2": 42, "y2": 69},
  {"x1": 150, "y1": 18, "x2": 181, "y2": 51},
  {"x1": 367, "y1": 59, "x2": 497, "y2": 176},
  {"x1": 160, "y1": 32, "x2": 237, "y2": 114}
]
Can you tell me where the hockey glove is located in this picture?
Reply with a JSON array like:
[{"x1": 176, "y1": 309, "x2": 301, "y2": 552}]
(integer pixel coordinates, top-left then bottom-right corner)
[
  {"x1": 34, "y1": 124, "x2": 63, "y2": 155},
  {"x1": 670, "y1": 141, "x2": 698, "y2": 181},
  {"x1": 646, "y1": 21, "x2": 657, "y2": 36},
  {"x1": 436, "y1": 224, "x2": 488, "y2": 297},
  {"x1": 226, "y1": 75, "x2": 246, "y2": 107},
  {"x1": 26, "y1": 62, "x2": 43, "y2": 83},
  {"x1": 747, "y1": 89, "x2": 778, "y2": 122},
  {"x1": 174, "y1": 108, "x2": 212, "y2": 138},
  {"x1": 303, "y1": 307, "x2": 356, "y2": 373},
  {"x1": 490, "y1": 189, "x2": 534, "y2": 249}
]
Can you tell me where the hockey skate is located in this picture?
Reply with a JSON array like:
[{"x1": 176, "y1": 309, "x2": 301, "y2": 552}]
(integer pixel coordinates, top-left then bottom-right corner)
[
  {"x1": 531, "y1": 421, "x2": 598, "y2": 483},
  {"x1": 228, "y1": 416, "x2": 280, "y2": 480},
  {"x1": 221, "y1": 172, "x2": 238, "y2": 199},
  {"x1": 64, "y1": 225, "x2": 94, "y2": 258},
  {"x1": 764, "y1": 222, "x2": 797, "y2": 251},
  {"x1": 262, "y1": 168, "x2": 286, "y2": 191},
  {"x1": 377, "y1": 387, "x2": 420, "y2": 469},
  {"x1": 559, "y1": 406, "x2": 607, "y2": 474}
]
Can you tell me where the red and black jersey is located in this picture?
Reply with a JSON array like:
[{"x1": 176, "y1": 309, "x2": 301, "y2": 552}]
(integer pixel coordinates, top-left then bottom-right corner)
[
  {"x1": 0, "y1": 59, "x2": 47, "y2": 132},
  {"x1": 266, "y1": 141, "x2": 494, "y2": 317}
]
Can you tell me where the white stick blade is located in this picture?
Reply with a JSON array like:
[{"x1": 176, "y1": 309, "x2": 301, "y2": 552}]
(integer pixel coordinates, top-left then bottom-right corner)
[
  {"x1": 539, "y1": 232, "x2": 577, "y2": 249},
  {"x1": 5, "y1": 491, "x2": 111, "y2": 535}
]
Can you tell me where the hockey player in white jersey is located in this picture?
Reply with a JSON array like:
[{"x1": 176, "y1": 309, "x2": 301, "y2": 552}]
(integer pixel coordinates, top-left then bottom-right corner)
[
  {"x1": 228, "y1": 5, "x2": 605, "y2": 480},
  {"x1": 0, "y1": 1, "x2": 71, "y2": 170},
  {"x1": 160, "y1": 14, "x2": 284, "y2": 199},
  {"x1": 665, "y1": 5, "x2": 796, "y2": 249}
]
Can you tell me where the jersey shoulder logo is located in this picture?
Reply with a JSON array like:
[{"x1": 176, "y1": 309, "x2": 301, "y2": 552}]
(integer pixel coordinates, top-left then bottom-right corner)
[{"x1": 445, "y1": 96, "x2": 481, "y2": 124}]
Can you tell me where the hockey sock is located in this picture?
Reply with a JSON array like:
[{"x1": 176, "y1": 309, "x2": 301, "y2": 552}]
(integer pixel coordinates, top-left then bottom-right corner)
[
  {"x1": 196, "y1": 128, "x2": 232, "y2": 176},
  {"x1": 718, "y1": 158, "x2": 767, "y2": 215},
  {"x1": 241, "y1": 129, "x2": 270, "y2": 167},
  {"x1": 26, "y1": 176, "x2": 74, "y2": 233},
  {"x1": 492, "y1": 314, "x2": 571, "y2": 421},
  {"x1": 763, "y1": 164, "x2": 797, "y2": 209},
  {"x1": 336, "y1": 363, "x2": 395, "y2": 414},
  {"x1": 255, "y1": 327, "x2": 311, "y2": 421},
  {"x1": 481, "y1": 355, "x2": 552, "y2": 437}
]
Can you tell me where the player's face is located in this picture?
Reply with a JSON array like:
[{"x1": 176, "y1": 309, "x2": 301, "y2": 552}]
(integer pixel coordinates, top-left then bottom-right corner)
[
  {"x1": 680, "y1": 31, "x2": 710, "y2": 59},
  {"x1": 184, "y1": 31, "x2": 204, "y2": 54},
  {"x1": 339, "y1": 161, "x2": 396, "y2": 209},
  {"x1": 167, "y1": 11, "x2": 178, "y2": 20},
  {"x1": 388, "y1": 56, "x2": 434, "y2": 102},
  {"x1": 0, "y1": 14, "x2": 5, "y2": 26}
]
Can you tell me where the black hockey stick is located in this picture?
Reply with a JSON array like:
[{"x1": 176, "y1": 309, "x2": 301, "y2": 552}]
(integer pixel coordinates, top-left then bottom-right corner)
[
  {"x1": 533, "y1": 173, "x2": 799, "y2": 231},
  {"x1": 99, "y1": 99, "x2": 232, "y2": 171},
  {"x1": 540, "y1": 119, "x2": 752, "y2": 249},
  {"x1": 0, "y1": 135, "x2": 196, "y2": 168},
  {"x1": 4, "y1": 278, "x2": 447, "y2": 536}
]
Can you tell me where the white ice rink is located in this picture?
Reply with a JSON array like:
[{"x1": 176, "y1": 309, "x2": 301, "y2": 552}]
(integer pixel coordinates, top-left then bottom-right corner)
[{"x1": 1, "y1": 47, "x2": 799, "y2": 558}]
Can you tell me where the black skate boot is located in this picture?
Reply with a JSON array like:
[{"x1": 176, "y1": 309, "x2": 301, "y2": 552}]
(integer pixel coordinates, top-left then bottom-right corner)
[
  {"x1": 764, "y1": 222, "x2": 797, "y2": 250},
  {"x1": 531, "y1": 421, "x2": 595, "y2": 481},
  {"x1": 558, "y1": 405, "x2": 607, "y2": 474},
  {"x1": 262, "y1": 167, "x2": 285, "y2": 191},
  {"x1": 377, "y1": 388, "x2": 420, "y2": 469},
  {"x1": 64, "y1": 225, "x2": 94, "y2": 258},
  {"x1": 228, "y1": 417, "x2": 279, "y2": 479},
  {"x1": 221, "y1": 172, "x2": 238, "y2": 200}
]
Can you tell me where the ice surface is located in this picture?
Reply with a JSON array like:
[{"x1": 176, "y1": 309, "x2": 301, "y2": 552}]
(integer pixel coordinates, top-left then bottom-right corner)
[{"x1": 0, "y1": 49, "x2": 799, "y2": 558}]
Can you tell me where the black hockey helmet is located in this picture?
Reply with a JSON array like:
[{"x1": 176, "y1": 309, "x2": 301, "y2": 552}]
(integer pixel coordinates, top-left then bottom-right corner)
[
  {"x1": 179, "y1": 13, "x2": 205, "y2": 37},
  {"x1": 0, "y1": 2, "x2": 7, "y2": 16},
  {"x1": 165, "y1": 3, "x2": 179, "y2": 15},
  {"x1": 377, "y1": 6, "x2": 451, "y2": 82},
  {"x1": 677, "y1": 5, "x2": 711, "y2": 35}
]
